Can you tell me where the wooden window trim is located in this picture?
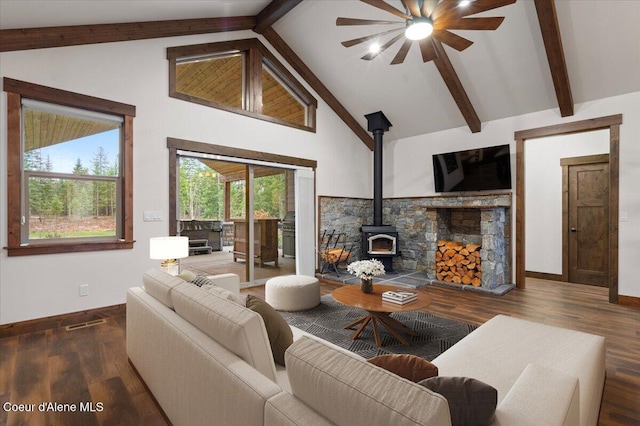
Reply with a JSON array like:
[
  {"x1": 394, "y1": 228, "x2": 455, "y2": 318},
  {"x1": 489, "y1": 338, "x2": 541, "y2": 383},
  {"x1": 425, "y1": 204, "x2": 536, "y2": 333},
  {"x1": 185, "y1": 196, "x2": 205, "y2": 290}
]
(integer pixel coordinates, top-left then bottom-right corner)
[
  {"x1": 167, "y1": 38, "x2": 317, "y2": 132},
  {"x1": 4, "y1": 78, "x2": 135, "y2": 256}
]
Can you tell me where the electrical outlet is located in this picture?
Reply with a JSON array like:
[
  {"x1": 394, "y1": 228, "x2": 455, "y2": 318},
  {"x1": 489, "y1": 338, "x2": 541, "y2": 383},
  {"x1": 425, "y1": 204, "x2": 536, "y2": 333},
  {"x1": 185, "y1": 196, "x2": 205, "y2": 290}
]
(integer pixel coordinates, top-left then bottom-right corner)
[
  {"x1": 620, "y1": 211, "x2": 628, "y2": 222},
  {"x1": 79, "y1": 284, "x2": 89, "y2": 297}
]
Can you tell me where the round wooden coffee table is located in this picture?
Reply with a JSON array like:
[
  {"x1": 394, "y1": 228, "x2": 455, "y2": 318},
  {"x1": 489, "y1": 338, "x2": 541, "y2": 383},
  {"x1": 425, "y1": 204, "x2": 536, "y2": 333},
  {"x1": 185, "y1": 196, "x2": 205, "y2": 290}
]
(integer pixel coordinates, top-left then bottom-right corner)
[{"x1": 332, "y1": 284, "x2": 431, "y2": 347}]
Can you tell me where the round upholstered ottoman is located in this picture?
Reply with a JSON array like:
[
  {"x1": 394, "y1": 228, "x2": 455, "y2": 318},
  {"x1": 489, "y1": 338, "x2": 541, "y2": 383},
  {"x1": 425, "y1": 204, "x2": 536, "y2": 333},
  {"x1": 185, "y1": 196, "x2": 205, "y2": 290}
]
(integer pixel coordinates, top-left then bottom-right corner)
[{"x1": 265, "y1": 275, "x2": 320, "y2": 311}]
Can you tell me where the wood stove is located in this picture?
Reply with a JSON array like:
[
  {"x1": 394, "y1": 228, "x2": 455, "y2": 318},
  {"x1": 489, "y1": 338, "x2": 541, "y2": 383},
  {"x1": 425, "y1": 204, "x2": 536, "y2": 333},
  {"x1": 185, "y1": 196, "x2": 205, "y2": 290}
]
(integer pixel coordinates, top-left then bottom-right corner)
[
  {"x1": 361, "y1": 225, "x2": 398, "y2": 272},
  {"x1": 360, "y1": 111, "x2": 398, "y2": 272}
]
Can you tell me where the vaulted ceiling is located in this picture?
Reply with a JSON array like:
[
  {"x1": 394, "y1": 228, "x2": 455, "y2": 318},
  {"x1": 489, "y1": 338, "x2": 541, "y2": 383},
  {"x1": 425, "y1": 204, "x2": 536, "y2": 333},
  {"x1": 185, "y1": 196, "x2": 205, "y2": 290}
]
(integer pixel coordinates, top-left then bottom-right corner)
[{"x1": 2, "y1": 1, "x2": 639, "y2": 147}]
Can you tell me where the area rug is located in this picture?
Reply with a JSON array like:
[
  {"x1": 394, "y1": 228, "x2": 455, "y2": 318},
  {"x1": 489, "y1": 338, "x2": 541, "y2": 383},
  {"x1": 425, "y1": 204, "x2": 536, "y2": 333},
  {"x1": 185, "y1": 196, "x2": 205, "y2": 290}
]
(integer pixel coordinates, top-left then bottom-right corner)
[{"x1": 281, "y1": 295, "x2": 477, "y2": 360}]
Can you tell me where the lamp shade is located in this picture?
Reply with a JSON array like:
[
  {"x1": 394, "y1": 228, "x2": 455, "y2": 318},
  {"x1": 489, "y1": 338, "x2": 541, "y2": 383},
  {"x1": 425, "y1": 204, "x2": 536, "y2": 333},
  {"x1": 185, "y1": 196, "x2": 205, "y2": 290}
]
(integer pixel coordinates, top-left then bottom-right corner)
[{"x1": 150, "y1": 236, "x2": 189, "y2": 260}]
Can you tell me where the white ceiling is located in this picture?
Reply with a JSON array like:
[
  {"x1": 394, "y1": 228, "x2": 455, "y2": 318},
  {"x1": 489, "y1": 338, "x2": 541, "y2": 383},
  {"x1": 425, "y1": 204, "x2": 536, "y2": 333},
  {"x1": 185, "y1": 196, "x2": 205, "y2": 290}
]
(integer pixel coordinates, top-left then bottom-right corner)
[{"x1": 2, "y1": 0, "x2": 639, "y2": 141}]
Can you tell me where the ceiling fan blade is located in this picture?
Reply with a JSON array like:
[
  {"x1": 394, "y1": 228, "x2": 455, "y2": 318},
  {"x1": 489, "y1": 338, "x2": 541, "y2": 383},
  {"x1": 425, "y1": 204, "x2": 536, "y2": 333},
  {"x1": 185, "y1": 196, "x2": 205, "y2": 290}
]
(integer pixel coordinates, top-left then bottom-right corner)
[
  {"x1": 453, "y1": 0, "x2": 517, "y2": 19},
  {"x1": 341, "y1": 28, "x2": 404, "y2": 48},
  {"x1": 421, "y1": 0, "x2": 439, "y2": 18},
  {"x1": 391, "y1": 38, "x2": 414, "y2": 65},
  {"x1": 360, "y1": 0, "x2": 411, "y2": 20},
  {"x1": 419, "y1": 38, "x2": 437, "y2": 63},
  {"x1": 433, "y1": 29, "x2": 474, "y2": 51},
  {"x1": 431, "y1": 1, "x2": 460, "y2": 21},
  {"x1": 434, "y1": 0, "x2": 515, "y2": 21},
  {"x1": 435, "y1": 16, "x2": 505, "y2": 31},
  {"x1": 361, "y1": 33, "x2": 405, "y2": 60},
  {"x1": 401, "y1": 0, "x2": 422, "y2": 18},
  {"x1": 337, "y1": 17, "x2": 403, "y2": 26}
]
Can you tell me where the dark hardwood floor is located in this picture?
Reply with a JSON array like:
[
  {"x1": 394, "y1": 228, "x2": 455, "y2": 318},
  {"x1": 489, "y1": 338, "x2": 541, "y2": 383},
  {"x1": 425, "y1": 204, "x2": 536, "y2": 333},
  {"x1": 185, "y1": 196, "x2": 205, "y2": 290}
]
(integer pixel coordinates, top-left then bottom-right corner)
[{"x1": 1, "y1": 278, "x2": 638, "y2": 425}]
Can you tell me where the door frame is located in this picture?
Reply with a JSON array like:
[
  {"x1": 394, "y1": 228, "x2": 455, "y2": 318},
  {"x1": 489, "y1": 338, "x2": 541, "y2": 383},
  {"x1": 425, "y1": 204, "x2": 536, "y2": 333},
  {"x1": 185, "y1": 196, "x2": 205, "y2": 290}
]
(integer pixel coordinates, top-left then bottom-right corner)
[
  {"x1": 166, "y1": 137, "x2": 317, "y2": 284},
  {"x1": 561, "y1": 154, "x2": 610, "y2": 285},
  {"x1": 514, "y1": 114, "x2": 622, "y2": 303}
]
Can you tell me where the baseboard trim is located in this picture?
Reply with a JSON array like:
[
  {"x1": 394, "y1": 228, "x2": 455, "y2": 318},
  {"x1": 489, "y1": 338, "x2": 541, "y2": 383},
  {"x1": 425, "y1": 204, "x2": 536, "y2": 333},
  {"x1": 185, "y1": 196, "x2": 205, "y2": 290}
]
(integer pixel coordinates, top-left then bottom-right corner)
[
  {"x1": 618, "y1": 295, "x2": 640, "y2": 308},
  {"x1": 525, "y1": 271, "x2": 564, "y2": 281},
  {"x1": 0, "y1": 303, "x2": 125, "y2": 339}
]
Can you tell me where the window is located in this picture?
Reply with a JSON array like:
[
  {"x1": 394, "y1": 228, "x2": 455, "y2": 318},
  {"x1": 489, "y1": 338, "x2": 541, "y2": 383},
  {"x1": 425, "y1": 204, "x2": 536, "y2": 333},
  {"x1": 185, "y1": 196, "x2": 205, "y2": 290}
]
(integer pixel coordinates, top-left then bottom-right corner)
[
  {"x1": 262, "y1": 60, "x2": 307, "y2": 127},
  {"x1": 168, "y1": 39, "x2": 317, "y2": 132},
  {"x1": 176, "y1": 53, "x2": 244, "y2": 109},
  {"x1": 4, "y1": 78, "x2": 135, "y2": 256}
]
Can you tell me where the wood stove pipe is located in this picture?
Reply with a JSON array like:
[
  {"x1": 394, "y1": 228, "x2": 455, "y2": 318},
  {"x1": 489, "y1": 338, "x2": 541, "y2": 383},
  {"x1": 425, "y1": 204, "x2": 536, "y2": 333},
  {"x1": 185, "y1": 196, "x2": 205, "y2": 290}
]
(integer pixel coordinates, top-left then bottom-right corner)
[{"x1": 365, "y1": 111, "x2": 392, "y2": 226}]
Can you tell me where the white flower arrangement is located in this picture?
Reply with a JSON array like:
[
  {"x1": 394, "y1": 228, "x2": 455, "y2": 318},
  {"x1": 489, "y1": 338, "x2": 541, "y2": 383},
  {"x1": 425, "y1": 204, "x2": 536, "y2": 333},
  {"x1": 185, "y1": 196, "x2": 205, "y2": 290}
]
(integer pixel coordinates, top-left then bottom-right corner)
[{"x1": 347, "y1": 259, "x2": 386, "y2": 280}]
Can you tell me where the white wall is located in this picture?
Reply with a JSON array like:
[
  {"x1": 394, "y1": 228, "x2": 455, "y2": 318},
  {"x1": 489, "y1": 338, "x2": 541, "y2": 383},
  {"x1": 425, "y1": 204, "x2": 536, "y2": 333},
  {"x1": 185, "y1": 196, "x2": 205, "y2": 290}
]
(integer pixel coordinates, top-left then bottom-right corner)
[
  {"x1": 384, "y1": 91, "x2": 640, "y2": 298},
  {"x1": 525, "y1": 131, "x2": 609, "y2": 274},
  {"x1": 0, "y1": 31, "x2": 373, "y2": 324}
]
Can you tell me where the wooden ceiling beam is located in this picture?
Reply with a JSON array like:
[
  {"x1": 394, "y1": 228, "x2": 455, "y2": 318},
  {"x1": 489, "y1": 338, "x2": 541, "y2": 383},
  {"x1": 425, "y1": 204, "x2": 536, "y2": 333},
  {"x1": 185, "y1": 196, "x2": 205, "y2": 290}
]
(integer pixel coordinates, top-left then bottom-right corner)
[
  {"x1": 0, "y1": 16, "x2": 256, "y2": 52},
  {"x1": 431, "y1": 40, "x2": 481, "y2": 133},
  {"x1": 261, "y1": 27, "x2": 374, "y2": 150},
  {"x1": 534, "y1": 0, "x2": 574, "y2": 117},
  {"x1": 254, "y1": 0, "x2": 304, "y2": 34}
]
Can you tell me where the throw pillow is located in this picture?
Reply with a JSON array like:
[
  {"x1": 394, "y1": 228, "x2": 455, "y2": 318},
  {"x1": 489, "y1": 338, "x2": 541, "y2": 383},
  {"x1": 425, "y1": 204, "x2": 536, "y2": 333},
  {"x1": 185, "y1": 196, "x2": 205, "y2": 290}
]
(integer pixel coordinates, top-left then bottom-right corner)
[
  {"x1": 176, "y1": 269, "x2": 197, "y2": 282},
  {"x1": 191, "y1": 275, "x2": 214, "y2": 287},
  {"x1": 418, "y1": 376, "x2": 497, "y2": 426},
  {"x1": 245, "y1": 295, "x2": 293, "y2": 366},
  {"x1": 205, "y1": 284, "x2": 243, "y2": 305},
  {"x1": 368, "y1": 354, "x2": 438, "y2": 382}
]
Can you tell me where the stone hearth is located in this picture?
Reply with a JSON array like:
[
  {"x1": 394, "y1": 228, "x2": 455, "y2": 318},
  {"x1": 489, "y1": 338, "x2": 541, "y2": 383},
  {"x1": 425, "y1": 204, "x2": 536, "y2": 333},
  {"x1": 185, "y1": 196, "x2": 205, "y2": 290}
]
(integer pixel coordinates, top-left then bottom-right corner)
[{"x1": 319, "y1": 194, "x2": 514, "y2": 294}]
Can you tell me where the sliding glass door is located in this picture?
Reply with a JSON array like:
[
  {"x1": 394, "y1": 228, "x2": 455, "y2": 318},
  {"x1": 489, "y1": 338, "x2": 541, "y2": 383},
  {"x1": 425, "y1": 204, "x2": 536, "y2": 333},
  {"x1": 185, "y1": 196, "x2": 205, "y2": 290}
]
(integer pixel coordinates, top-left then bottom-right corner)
[{"x1": 174, "y1": 150, "x2": 313, "y2": 287}]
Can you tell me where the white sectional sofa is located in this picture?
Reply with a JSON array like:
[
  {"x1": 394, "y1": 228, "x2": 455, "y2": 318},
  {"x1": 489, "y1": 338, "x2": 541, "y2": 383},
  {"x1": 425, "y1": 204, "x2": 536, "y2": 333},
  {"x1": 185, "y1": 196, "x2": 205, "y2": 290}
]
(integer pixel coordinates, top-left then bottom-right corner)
[{"x1": 127, "y1": 270, "x2": 606, "y2": 426}]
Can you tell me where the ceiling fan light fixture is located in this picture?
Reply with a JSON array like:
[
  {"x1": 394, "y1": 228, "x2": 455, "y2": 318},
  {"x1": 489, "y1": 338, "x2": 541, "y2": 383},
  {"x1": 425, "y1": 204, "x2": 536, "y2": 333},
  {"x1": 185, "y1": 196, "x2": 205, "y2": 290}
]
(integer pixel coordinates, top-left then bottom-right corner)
[{"x1": 405, "y1": 17, "x2": 433, "y2": 41}]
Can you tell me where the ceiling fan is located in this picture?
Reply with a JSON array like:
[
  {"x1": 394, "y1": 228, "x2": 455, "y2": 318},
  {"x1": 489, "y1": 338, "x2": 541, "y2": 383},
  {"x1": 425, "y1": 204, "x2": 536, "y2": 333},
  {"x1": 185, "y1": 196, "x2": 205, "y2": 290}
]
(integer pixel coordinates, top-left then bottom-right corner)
[{"x1": 337, "y1": 0, "x2": 516, "y2": 64}]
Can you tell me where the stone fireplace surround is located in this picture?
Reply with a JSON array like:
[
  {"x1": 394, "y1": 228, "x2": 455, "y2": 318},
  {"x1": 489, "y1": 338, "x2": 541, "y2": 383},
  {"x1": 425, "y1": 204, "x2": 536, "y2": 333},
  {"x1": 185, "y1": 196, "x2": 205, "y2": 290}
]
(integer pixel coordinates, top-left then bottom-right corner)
[{"x1": 319, "y1": 193, "x2": 514, "y2": 294}]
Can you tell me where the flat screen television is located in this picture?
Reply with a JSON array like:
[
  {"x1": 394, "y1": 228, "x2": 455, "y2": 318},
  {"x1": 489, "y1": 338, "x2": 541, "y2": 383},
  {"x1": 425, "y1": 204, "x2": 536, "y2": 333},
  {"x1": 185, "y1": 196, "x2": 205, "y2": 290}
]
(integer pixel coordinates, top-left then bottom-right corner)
[{"x1": 432, "y1": 144, "x2": 512, "y2": 192}]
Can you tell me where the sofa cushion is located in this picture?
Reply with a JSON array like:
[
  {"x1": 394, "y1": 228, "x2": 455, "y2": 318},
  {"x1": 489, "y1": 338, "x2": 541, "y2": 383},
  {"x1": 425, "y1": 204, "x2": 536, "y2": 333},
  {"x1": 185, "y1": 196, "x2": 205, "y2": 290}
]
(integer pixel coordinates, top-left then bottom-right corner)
[
  {"x1": 143, "y1": 269, "x2": 184, "y2": 309},
  {"x1": 419, "y1": 376, "x2": 497, "y2": 426},
  {"x1": 285, "y1": 336, "x2": 451, "y2": 426},
  {"x1": 171, "y1": 282, "x2": 277, "y2": 381},
  {"x1": 246, "y1": 295, "x2": 293, "y2": 366},
  {"x1": 432, "y1": 314, "x2": 606, "y2": 426},
  {"x1": 368, "y1": 354, "x2": 438, "y2": 383},
  {"x1": 494, "y1": 363, "x2": 580, "y2": 426}
]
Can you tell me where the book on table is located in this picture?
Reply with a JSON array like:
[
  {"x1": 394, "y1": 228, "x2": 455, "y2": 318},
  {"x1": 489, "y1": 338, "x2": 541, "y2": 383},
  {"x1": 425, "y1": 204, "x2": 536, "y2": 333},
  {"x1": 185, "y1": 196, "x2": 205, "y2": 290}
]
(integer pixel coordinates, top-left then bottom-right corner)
[{"x1": 382, "y1": 290, "x2": 417, "y2": 304}]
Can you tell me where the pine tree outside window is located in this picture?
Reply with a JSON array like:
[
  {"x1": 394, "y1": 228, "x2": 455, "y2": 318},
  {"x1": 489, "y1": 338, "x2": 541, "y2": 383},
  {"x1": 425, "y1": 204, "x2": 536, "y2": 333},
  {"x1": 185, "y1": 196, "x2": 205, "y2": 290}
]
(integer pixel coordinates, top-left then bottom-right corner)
[
  {"x1": 23, "y1": 100, "x2": 122, "y2": 241},
  {"x1": 4, "y1": 78, "x2": 135, "y2": 256}
]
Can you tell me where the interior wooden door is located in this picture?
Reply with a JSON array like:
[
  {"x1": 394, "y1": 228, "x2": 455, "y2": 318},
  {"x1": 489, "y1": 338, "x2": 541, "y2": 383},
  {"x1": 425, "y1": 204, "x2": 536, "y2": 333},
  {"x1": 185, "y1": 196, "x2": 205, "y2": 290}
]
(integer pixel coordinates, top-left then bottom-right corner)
[{"x1": 563, "y1": 155, "x2": 610, "y2": 286}]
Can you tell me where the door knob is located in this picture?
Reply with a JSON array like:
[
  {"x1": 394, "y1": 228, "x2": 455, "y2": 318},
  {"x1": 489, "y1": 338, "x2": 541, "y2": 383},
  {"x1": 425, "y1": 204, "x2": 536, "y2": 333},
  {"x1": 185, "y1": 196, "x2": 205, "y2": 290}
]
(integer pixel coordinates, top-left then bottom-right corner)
[{"x1": 571, "y1": 228, "x2": 577, "y2": 232}]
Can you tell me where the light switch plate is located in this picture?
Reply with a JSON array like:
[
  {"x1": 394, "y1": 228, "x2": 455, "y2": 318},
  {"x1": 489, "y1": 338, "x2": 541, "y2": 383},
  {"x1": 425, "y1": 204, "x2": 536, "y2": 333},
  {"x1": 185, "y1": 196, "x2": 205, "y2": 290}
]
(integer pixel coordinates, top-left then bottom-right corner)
[{"x1": 143, "y1": 210, "x2": 163, "y2": 222}]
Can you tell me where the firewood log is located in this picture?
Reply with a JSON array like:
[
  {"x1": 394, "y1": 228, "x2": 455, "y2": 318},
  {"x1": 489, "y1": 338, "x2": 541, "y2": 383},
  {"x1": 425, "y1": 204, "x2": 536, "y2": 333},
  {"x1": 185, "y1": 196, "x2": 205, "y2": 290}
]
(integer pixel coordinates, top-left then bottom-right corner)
[{"x1": 466, "y1": 244, "x2": 481, "y2": 252}]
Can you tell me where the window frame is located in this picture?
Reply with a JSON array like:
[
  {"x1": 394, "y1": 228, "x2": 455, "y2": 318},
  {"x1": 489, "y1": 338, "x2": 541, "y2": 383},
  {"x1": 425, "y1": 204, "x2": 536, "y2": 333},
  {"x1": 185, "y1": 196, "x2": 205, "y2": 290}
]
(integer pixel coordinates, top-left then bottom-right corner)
[
  {"x1": 4, "y1": 77, "x2": 135, "y2": 256},
  {"x1": 167, "y1": 38, "x2": 317, "y2": 132}
]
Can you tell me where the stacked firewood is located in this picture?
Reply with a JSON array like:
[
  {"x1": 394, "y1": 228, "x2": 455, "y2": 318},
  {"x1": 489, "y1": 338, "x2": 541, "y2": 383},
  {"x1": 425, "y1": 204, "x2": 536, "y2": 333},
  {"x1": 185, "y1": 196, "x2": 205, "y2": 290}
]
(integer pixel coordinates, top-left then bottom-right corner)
[{"x1": 435, "y1": 240, "x2": 482, "y2": 286}]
